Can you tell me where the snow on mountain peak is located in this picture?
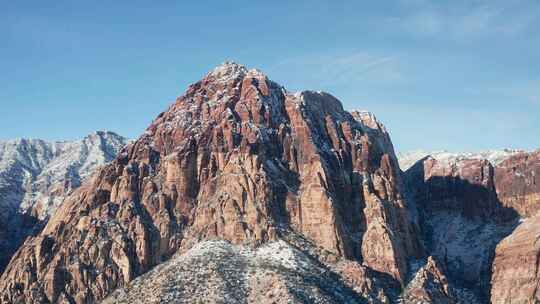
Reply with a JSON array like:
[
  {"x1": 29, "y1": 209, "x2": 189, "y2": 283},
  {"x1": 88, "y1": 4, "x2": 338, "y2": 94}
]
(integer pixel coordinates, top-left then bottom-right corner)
[
  {"x1": 351, "y1": 110, "x2": 385, "y2": 131},
  {"x1": 397, "y1": 149, "x2": 527, "y2": 171},
  {"x1": 208, "y1": 61, "x2": 249, "y2": 82},
  {"x1": 0, "y1": 131, "x2": 128, "y2": 217}
]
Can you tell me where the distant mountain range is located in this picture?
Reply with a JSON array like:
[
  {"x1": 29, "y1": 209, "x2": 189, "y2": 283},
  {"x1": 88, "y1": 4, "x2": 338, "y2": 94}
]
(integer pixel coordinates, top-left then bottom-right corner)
[
  {"x1": 397, "y1": 149, "x2": 527, "y2": 172},
  {"x1": 0, "y1": 131, "x2": 127, "y2": 269}
]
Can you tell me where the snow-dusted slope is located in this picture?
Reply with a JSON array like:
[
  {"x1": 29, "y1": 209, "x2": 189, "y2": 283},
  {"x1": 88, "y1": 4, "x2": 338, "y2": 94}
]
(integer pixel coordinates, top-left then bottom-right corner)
[
  {"x1": 397, "y1": 149, "x2": 525, "y2": 172},
  {"x1": 0, "y1": 131, "x2": 127, "y2": 219},
  {"x1": 0, "y1": 131, "x2": 127, "y2": 268},
  {"x1": 103, "y1": 240, "x2": 369, "y2": 304}
]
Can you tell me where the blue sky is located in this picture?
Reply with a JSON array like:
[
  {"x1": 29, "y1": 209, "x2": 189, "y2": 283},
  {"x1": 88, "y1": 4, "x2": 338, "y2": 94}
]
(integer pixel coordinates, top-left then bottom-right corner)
[{"x1": 1, "y1": 0, "x2": 539, "y2": 152}]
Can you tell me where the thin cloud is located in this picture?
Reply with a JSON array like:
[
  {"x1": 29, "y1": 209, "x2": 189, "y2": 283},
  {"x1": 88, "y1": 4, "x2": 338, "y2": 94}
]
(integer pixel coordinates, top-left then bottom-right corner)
[
  {"x1": 269, "y1": 51, "x2": 402, "y2": 89},
  {"x1": 387, "y1": 0, "x2": 539, "y2": 38}
]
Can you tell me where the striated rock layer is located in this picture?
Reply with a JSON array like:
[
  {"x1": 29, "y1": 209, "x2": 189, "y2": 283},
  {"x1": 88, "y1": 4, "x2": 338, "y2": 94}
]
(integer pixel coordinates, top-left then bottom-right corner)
[
  {"x1": 490, "y1": 213, "x2": 540, "y2": 303},
  {"x1": 488, "y1": 150, "x2": 540, "y2": 304},
  {"x1": 402, "y1": 149, "x2": 540, "y2": 219},
  {"x1": 0, "y1": 63, "x2": 423, "y2": 303},
  {"x1": 494, "y1": 149, "x2": 540, "y2": 218}
]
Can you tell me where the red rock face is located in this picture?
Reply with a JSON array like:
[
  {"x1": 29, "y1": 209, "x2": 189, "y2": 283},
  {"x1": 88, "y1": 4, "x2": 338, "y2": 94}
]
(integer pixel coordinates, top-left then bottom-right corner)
[
  {"x1": 405, "y1": 156, "x2": 501, "y2": 300},
  {"x1": 488, "y1": 150, "x2": 540, "y2": 303},
  {"x1": 407, "y1": 149, "x2": 540, "y2": 221},
  {"x1": 407, "y1": 156, "x2": 517, "y2": 222},
  {"x1": 490, "y1": 213, "x2": 540, "y2": 303},
  {"x1": 0, "y1": 63, "x2": 422, "y2": 303},
  {"x1": 405, "y1": 150, "x2": 540, "y2": 302},
  {"x1": 495, "y1": 150, "x2": 540, "y2": 218}
]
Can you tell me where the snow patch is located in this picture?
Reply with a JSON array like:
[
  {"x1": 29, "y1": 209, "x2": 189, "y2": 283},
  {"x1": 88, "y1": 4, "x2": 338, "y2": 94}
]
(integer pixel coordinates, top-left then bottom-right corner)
[{"x1": 398, "y1": 149, "x2": 526, "y2": 171}]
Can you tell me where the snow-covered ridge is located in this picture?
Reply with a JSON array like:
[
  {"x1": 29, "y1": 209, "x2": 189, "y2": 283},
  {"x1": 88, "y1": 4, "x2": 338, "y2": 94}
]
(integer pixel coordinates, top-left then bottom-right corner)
[
  {"x1": 207, "y1": 61, "x2": 249, "y2": 83},
  {"x1": 352, "y1": 110, "x2": 385, "y2": 131},
  {"x1": 397, "y1": 149, "x2": 526, "y2": 172},
  {"x1": 0, "y1": 130, "x2": 128, "y2": 270},
  {"x1": 0, "y1": 131, "x2": 128, "y2": 218}
]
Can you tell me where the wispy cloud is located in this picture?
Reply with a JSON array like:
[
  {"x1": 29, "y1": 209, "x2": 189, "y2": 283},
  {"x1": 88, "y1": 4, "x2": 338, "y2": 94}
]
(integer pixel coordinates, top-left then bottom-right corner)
[
  {"x1": 268, "y1": 51, "x2": 403, "y2": 90},
  {"x1": 387, "y1": 0, "x2": 539, "y2": 39}
]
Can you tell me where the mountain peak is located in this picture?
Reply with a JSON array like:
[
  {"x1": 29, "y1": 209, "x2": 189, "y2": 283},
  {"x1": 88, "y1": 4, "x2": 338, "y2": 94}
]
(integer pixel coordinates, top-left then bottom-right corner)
[
  {"x1": 0, "y1": 63, "x2": 424, "y2": 304},
  {"x1": 206, "y1": 61, "x2": 273, "y2": 85},
  {"x1": 208, "y1": 61, "x2": 249, "y2": 81}
]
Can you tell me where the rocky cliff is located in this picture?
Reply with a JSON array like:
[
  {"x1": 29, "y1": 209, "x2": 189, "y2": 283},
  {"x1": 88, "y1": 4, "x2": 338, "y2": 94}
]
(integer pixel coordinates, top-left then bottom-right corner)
[
  {"x1": 402, "y1": 149, "x2": 540, "y2": 303},
  {"x1": 0, "y1": 63, "x2": 428, "y2": 303},
  {"x1": 0, "y1": 131, "x2": 127, "y2": 270},
  {"x1": 400, "y1": 149, "x2": 540, "y2": 219},
  {"x1": 489, "y1": 149, "x2": 540, "y2": 304},
  {"x1": 490, "y1": 212, "x2": 540, "y2": 303},
  {"x1": 494, "y1": 149, "x2": 540, "y2": 218}
]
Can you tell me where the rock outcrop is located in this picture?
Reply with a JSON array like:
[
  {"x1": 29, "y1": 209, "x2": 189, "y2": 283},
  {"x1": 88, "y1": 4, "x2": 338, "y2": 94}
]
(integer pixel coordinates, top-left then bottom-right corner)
[
  {"x1": 494, "y1": 149, "x2": 540, "y2": 218},
  {"x1": 0, "y1": 63, "x2": 423, "y2": 303},
  {"x1": 401, "y1": 256, "x2": 456, "y2": 304},
  {"x1": 405, "y1": 154, "x2": 519, "y2": 221},
  {"x1": 488, "y1": 150, "x2": 540, "y2": 304},
  {"x1": 0, "y1": 131, "x2": 127, "y2": 270},
  {"x1": 401, "y1": 149, "x2": 540, "y2": 219},
  {"x1": 402, "y1": 149, "x2": 540, "y2": 302},
  {"x1": 490, "y1": 212, "x2": 540, "y2": 303}
]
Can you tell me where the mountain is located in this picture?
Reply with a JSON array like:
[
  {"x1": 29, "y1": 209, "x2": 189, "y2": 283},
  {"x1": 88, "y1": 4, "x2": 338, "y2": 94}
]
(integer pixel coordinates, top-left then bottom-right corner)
[
  {"x1": 0, "y1": 62, "x2": 450, "y2": 304},
  {"x1": 401, "y1": 148, "x2": 540, "y2": 303},
  {"x1": 0, "y1": 63, "x2": 538, "y2": 303},
  {"x1": 397, "y1": 149, "x2": 525, "y2": 172},
  {"x1": 0, "y1": 131, "x2": 127, "y2": 269}
]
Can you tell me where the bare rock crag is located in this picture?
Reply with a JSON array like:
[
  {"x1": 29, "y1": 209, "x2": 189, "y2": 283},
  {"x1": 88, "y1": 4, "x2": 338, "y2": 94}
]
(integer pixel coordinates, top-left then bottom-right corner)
[
  {"x1": 0, "y1": 63, "x2": 424, "y2": 303},
  {"x1": 490, "y1": 212, "x2": 540, "y2": 303},
  {"x1": 403, "y1": 149, "x2": 540, "y2": 303}
]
